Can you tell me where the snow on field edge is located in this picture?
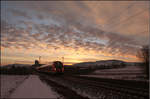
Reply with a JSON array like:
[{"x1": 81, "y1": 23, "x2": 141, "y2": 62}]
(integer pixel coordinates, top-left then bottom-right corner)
[
  {"x1": 9, "y1": 75, "x2": 61, "y2": 98},
  {"x1": 0, "y1": 75, "x2": 29, "y2": 98}
]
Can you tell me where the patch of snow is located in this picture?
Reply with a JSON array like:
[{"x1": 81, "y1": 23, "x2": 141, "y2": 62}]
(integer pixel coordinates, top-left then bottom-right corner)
[
  {"x1": 0, "y1": 75, "x2": 28, "y2": 98},
  {"x1": 94, "y1": 66, "x2": 144, "y2": 73},
  {"x1": 93, "y1": 66, "x2": 145, "y2": 75},
  {"x1": 9, "y1": 75, "x2": 60, "y2": 98},
  {"x1": 80, "y1": 74, "x2": 146, "y2": 80},
  {"x1": 80, "y1": 66, "x2": 147, "y2": 81}
]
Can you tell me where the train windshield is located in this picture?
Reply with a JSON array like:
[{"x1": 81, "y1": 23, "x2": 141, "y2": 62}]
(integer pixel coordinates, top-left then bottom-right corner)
[{"x1": 54, "y1": 61, "x2": 63, "y2": 68}]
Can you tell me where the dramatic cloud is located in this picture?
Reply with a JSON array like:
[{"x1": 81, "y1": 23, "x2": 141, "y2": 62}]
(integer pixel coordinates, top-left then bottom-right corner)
[
  {"x1": 8, "y1": 8, "x2": 32, "y2": 19},
  {"x1": 1, "y1": 1, "x2": 149, "y2": 65}
]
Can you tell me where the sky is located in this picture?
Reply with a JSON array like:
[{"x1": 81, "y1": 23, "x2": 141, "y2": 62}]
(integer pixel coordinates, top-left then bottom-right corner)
[{"x1": 1, "y1": 1, "x2": 149, "y2": 65}]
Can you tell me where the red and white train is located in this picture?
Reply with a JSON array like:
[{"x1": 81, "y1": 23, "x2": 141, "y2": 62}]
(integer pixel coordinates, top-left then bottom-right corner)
[{"x1": 36, "y1": 61, "x2": 64, "y2": 74}]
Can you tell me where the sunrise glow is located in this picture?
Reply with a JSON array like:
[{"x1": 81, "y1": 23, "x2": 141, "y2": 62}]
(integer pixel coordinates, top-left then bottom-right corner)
[{"x1": 1, "y1": 1, "x2": 149, "y2": 65}]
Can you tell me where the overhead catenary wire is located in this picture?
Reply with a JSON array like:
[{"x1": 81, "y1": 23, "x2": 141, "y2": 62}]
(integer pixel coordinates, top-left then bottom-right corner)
[
  {"x1": 103, "y1": 2, "x2": 136, "y2": 27},
  {"x1": 107, "y1": 8, "x2": 149, "y2": 32}
]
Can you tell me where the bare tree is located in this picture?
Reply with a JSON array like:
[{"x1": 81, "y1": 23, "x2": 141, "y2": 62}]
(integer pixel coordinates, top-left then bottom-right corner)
[{"x1": 138, "y1": 45, "x2": 149, "y2": 79}]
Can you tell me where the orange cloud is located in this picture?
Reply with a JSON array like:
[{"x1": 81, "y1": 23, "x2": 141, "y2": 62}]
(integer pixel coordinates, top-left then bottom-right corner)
[{"x1": 1, "y1": 1, "x2": 148, "y2": 65}]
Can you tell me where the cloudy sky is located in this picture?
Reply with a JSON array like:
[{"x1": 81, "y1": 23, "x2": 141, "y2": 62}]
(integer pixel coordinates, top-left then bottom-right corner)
[{"x1": 1, "y1": 1, "x2": 149, "y2": 65}]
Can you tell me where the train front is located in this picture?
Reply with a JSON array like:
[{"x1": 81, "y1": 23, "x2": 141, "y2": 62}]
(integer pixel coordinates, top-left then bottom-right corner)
[{"x1": 52, "y1": 61, "x2": 64, "y2": 74}]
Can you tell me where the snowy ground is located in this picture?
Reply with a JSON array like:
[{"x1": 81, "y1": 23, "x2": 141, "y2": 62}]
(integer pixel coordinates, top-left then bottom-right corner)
[
  {"x1": 80, "y1": 66, "x2": 147, "y2": 81},
  {"x1": 94, "y1": 66, "x2": 144, "y2": 73},
  {"x1": 9, "y1": 75, "x2": 60, "y2": 98},
  {"x1": 1, "y1": 75, "x2": 61, "y2": 98},
  {"x1": 0, "y1": 75, "x2": 28, "y2": 98}
]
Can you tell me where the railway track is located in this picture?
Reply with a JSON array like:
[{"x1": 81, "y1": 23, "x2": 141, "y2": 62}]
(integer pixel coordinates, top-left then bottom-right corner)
[
  {"x1": 72, "y1": 75, "x2": 149, "y2": 91},
  {"x1": 38, "y1": 73, "x2": 89, "y2": 99},
  {"x1": 37, "y1": 72, "x2": 149, "y2": 99},
  {"x1": 63, "y1": 76, "x2": 149, "y2": 99}
]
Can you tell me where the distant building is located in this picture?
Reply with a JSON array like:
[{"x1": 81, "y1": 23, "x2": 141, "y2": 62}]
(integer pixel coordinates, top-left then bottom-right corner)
[{"x1": 32, "y1": 60, "x2": 40, "y2": 67}]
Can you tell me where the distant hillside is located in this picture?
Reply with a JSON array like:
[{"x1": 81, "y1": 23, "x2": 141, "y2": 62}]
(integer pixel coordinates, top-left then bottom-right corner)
[
  {"x1": 1, "y1": 64, "x2": 32, "y2": 69},
  {"x1": 74, "y1": 60, "x2": 123, "y2": 66},
  {"x1": 0, "y1": 64, "x2": 33, "y2": 75},
  {"x1": 73, "y1": 60, "x2": 142, "y2": 68}
]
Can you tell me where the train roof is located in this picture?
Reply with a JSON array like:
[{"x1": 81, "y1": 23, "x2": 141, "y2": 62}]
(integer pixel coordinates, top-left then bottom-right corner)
[
  {"x1": 53, "y1": 61, "x2": 63, "y2": 63},
  {"x1": 36, "y1": 64, "x2": 51, "y2": 69}
]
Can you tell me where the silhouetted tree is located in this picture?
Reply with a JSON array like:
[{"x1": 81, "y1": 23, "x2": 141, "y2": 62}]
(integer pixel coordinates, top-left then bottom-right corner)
[{"x1": 138, "y1": 45, "x2": 149, "y2": 79}]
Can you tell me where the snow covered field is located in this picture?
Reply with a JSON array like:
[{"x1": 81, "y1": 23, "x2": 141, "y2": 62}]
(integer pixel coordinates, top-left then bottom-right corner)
[
  {"x1": 0, "y1": 75, "x2": 28, "y2": 98},
  {"x1": 9, "y1": 75, "x2": 60, "y2": 98},
  {"x1": 81, "y1": 66, "x2": 147, "y2": 81},
  {"x1": 1, "y1": 75, "x2": 60, "y2": 98},
  {"x1": 94, "y1": 66, "x2": 144, "y2": 73}
]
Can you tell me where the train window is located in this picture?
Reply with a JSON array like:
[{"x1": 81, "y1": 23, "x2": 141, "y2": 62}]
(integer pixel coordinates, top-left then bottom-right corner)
[{"x1": 54, "y1": 61, "x2": 63, "y2": 69}]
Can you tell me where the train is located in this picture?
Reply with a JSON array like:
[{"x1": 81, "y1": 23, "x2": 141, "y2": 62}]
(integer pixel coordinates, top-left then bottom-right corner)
[{"x1": 36, "y1": 61, "x2": 64, "y2": 74}]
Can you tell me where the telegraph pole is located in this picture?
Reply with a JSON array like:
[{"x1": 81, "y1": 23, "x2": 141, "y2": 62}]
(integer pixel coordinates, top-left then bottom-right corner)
[
  {"x1": 62, "y1": 56, "x2": 64, "y2": 64},
  {"x1": 39, "y1": 56, "x2": 41, "y2": 64}
]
